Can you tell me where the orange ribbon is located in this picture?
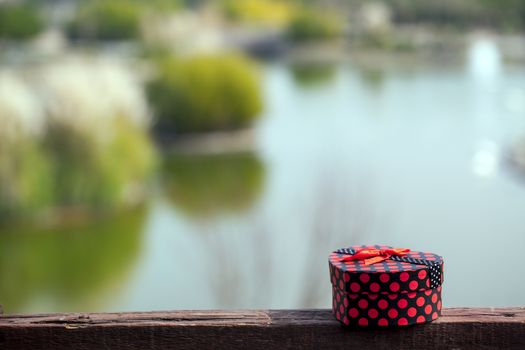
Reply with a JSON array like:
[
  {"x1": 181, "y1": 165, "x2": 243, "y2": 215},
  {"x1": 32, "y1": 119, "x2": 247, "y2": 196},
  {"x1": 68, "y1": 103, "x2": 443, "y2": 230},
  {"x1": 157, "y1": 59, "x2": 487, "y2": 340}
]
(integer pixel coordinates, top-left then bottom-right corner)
[{"x1": 340, "y1": 248, "x2": 411, "y2": 265}]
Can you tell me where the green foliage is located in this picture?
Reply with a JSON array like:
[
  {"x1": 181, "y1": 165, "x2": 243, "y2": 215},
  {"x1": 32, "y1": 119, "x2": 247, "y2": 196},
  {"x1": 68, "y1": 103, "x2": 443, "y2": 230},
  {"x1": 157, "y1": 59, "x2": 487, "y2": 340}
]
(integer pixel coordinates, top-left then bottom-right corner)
[
  {"x1": 0, "y1": 3, "x2": 44, "y2": 40},
  {"x1": 164, "y1": 152, "x2": 264, "y2": 216},
  {"x1": 286, "y1": 10, "x2": 343, "y2": 42},
  {"x1": 0, "y1": 61, "x2": 157, "y2": 222},
  {"x1": 45, "y1": 117, "x2": 156, "y2": 210},
  {"x1": 221, "y1": 0, "x2": 296, "y2": 27},
  {"x1": 0, "y1": 138, "x2": 53, "y2": 221},
  {"x1": 0, "y1": 117, "x2": 155, "y2": 222},
  {"x1": 386, "y1": 0, "x2": 525, "y2": 30},
  {"x1": 478, "y1": 0, "x2": 525, "y2": 30},
  {"x1": 148, "y1": 54, "x2": 263, "y2": 133},
  {"x1": 0, "y1": 206, "x2": 146, "y2": 313},
  {"x1": 67, "y1": 0, "x2": 142, "y2": 41},
  {"x1": 145, "y1": 0, "x2": 183, "y2": 12}
]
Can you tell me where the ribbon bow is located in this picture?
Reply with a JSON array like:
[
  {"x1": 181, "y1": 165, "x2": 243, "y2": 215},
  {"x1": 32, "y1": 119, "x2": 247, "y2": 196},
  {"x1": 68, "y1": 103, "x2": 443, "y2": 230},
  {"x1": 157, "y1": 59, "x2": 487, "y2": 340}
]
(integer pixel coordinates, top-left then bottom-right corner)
[{"x1": 340, "y1": 247, "x2": 410, "y2": 265}]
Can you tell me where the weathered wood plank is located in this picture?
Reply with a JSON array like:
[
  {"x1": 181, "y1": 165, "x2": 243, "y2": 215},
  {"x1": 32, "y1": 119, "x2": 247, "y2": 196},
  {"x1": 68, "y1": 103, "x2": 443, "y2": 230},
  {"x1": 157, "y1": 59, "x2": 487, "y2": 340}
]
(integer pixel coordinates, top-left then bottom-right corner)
[{"x1": 0, "y1": 308, "x2": 524, "y2": 350}]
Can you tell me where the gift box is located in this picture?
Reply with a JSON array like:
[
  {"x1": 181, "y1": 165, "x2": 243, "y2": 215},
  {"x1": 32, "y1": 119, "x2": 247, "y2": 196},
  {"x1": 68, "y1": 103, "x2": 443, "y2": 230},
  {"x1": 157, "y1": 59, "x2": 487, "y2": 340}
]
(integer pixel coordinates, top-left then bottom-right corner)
[{"x1": 329, "y1": 244, "x2": 444, "y2": 327}]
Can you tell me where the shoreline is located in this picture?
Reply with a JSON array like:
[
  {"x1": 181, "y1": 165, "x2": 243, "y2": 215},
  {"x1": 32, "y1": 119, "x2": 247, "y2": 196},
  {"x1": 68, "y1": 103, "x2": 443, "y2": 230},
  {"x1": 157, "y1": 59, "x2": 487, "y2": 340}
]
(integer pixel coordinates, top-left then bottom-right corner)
[{"x1": 154, "y1": 128, "x2": 257, "y2": 155}]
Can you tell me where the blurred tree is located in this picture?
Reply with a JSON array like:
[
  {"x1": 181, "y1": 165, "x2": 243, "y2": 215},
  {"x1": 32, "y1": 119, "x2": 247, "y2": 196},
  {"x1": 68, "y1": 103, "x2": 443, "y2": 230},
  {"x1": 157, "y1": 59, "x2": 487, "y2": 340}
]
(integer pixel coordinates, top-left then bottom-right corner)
[
  {"x1": 384, "y1": 0, "x2": 525, "y2": 30},
  {"x1": 148, "y1": 54, "x2": 262, "y2": 133},
  {"x1": 222, "y1": 0, "x2": 296, "y2": 27},
  {"x1": 478, "y1": 0, "x2": 525, "y2": 30},
  {"x1": 0, "y1": 73, "x2": 52, "y2": 221},
  {"x1": 286, "y1": 10, "x2": 343, "y2": 42},
  {"x1": 0, "y1": 139, "x2": 53, "y2": 222},
  {"x1": 45, "y1": 117, "x2": 156, "y2": 210},
  {"x1": 67, "y1": 0, "x2": 141, "y2": 41},
  {"x1": 0, "y1": 61, "x2": 157, "y2": 222},
  {"x1": 40, "y1": 59, "x2": 157, "y2": 213},
  {"x1": 0, "y1": 3, "x2": 44, "y2": 40}
]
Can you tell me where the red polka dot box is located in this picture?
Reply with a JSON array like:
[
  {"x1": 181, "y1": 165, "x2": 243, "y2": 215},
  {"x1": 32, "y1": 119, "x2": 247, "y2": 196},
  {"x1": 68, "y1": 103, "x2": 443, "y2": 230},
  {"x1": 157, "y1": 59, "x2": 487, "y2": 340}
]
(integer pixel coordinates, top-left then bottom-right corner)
[{"x1": 329, "y1": 244, "x2": 444, "y2": 327}]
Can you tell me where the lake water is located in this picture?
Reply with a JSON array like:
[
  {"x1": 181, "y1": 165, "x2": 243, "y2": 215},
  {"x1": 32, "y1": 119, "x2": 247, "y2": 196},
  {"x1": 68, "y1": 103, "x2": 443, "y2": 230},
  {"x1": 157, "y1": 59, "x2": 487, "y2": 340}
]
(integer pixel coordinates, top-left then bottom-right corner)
[{"x1": 2, "y1": 39, "x2": 525, "y2": 313}]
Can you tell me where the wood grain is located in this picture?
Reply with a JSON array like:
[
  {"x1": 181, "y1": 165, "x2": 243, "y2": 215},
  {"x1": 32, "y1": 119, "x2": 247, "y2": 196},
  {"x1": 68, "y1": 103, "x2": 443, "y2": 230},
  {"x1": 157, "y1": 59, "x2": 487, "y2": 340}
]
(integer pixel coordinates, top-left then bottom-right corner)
[{"x1": 1, "y1": 308, "x2": 524, "y2": 349}]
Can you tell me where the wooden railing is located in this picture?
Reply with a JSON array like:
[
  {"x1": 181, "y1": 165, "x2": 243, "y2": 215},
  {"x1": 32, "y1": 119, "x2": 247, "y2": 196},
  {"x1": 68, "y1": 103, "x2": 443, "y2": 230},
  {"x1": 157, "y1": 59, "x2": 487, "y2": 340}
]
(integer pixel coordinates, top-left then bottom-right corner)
[{"x1": 1, "y1": 308, "x2": 524, "y2": 349}]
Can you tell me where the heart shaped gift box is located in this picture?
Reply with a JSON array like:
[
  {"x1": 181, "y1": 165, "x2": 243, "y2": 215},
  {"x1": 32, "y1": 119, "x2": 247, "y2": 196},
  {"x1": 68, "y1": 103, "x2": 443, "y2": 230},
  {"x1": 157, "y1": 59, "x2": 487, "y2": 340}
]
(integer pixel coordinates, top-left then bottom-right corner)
[{"x1": 329, "y1": 244, "x2": 444, "y2": 327}]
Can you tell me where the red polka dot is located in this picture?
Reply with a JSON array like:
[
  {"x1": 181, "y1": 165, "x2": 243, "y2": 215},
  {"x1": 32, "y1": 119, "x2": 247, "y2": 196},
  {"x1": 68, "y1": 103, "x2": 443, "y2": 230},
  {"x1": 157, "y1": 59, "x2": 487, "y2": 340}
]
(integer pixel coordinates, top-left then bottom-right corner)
[
  {"x1": 343, "y1": 316, "x2": 350, "y2": 325},
  {"x1": 360, "y1": 273, "x2": 370, "y2": 283},
  {"x1": 339, "y1": 305, "x2": 344, "y2": 314},
  {"x1": 425, "y1": 289, "x2": 432, "y2": 296},
  {"x1": 437, "y1": 301, "x2": 442, "y2": 311},
  {"x1": 339, "y1": 281, "x2": 344, "y2": 289},
  {"x1": 343, "y1": 298, "x2": 349, "y2": 307},
  {"x1": 399, "y1": 272, "x2": 409, "y2": 282},
  {"x1": 349, "y1": 294, "x2": 358, "y2": 299},
  {"x1": 390, "y1": 282, "x2": 400, "y2": 292},
  {"x1": 387, "y1": 293, "x2": 398, "y2": 300},
  {"x1": 368, "y1": 294, "x2": 378, "y2": 300},
  {"x1": 432, "y1": 312, "x2": 438, "y2": 320},
  {"x1": 437, "y1": 286, "x2": 442, "y2": 292},
  {"x1": 397, "y1": 299, "x2": 408, "y2": 309},
  {"x1": 388, "y1": 309, "x2": 398, "y2": 319},
  {"x1": 407, "y1": 292, "x2": 417, "y2": 299},
  {"x1": 348, "y1": 308, "x2": 359, "y2": 318},
  {"x1": 343, "y1": 273, "x2": 350, "y2": 282},
  {"x1": 416, "y1": 297, "x2": 425, "y2": 307},
  {"x1": 409, "y1": 281, "x2": 419, "y2": 290},
  {"x1": 335, "y1": 269, "x2": 340, "y2": 278},
  {"x1": 398, "y1": 318, "x2": 408, "y2": 326},
  {"x1": 336, "y1": 293, "x2": 341, "y2": 302},
  {"x1": 331, "y1": 276, "x2": 336, "y2": 285},
  {"x1": 336, "y1": 311, "x2": 340, "y2": 319},
  {"x1": 418, "y1": 270, "x2": 427, "y2": 279},
  {"x1": 426, "y1": 279, "x2": 430, "y2": 287},
  {"x1": 358, "y1": 299, "x2": 368, "y2": 309},
  {"x1": 358, "y1": 318, "x2": 368, "y2": 326},
  {"x1": 378, "y1": 318, "x2": 389, "y2": 326},
  {"x1": 368, "y1": 308, "x2": 379, "y2": 319},
  {"x1": 350, "y1": 282, "x2": 360, "y2": 292},
  {"x1": 425, "y1": 305, "x2": 432, "y2": 315},
  {"x1": 431, "y1": 293, "x2": 438, "y2": 303},
  {"x1": 378, "y1": 299, "x2": 388, "y2": 310},
  {"x1": 380, "y1": 273, "x2": 390, "y2": 283},
  {"x1": 416, "y1": 315, "x2": 426, "y2": 323},
  {"x1": 370, "y1": 282, "x2": 380, "y2": 293},
  {"x1": 407, "y1": 307, "x2": 417, "y2": 317}
]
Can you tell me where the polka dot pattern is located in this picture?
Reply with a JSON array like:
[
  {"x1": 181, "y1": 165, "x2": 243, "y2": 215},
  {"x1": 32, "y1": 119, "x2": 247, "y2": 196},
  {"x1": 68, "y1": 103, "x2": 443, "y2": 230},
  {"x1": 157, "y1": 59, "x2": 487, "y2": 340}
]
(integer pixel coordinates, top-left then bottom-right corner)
[
  {"x1": 332, "y1": 287, "x2": 442, "y2": 327},
  {"x1": 330, "y1": 244, "x2": 444, "y2": 327}
]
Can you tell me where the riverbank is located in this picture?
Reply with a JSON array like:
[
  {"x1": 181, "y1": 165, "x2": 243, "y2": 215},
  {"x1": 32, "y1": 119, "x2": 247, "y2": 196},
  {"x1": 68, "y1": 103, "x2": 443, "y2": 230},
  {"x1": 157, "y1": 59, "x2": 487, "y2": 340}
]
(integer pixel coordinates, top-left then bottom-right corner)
[
  {"x1": 282, "y1": 27, "x2": 525, "y2": 66},
  {"x1": 155, "y1": 128, "x2": 256, "y2": 155}
]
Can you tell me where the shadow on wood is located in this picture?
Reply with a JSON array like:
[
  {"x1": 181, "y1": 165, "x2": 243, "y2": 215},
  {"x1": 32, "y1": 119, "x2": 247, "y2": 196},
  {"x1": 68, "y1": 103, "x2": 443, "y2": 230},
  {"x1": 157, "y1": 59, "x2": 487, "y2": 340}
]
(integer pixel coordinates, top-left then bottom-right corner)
[{"x1": 1, "y1": 308, "x2": 524, "y2": 349}]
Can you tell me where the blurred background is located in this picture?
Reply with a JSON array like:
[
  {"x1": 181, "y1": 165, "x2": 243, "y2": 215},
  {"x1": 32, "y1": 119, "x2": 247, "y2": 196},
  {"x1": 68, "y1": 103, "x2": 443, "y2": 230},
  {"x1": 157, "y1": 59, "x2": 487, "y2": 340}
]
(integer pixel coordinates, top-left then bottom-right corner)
[{"x1": 1, "y1": 0, "x2": 525, "y2": 314}]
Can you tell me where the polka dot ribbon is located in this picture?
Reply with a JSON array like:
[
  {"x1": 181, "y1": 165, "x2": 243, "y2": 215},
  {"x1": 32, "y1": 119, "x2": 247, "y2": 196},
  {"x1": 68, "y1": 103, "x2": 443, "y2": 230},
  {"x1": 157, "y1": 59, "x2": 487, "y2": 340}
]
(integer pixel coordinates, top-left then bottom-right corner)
[{"x1": 336, "y1": 247, "x2": 442, "y2": 289}]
